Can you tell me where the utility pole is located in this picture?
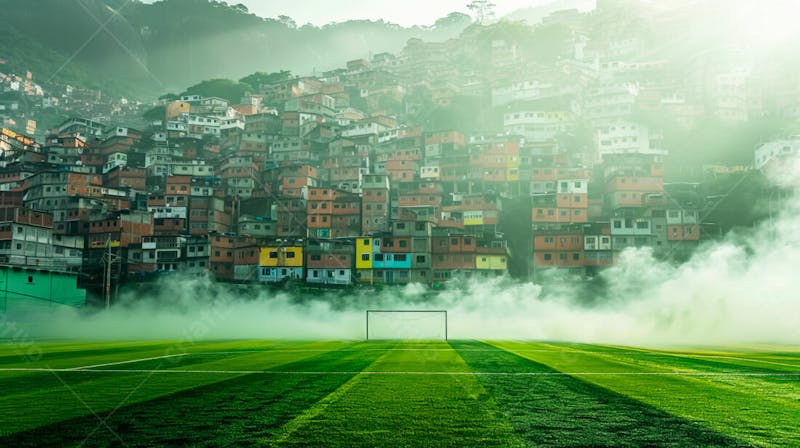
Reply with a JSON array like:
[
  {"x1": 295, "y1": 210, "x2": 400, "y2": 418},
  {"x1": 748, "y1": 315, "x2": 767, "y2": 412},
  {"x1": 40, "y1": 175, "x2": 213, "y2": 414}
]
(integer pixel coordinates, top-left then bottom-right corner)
[
  {"x1": 104, "y1": 237, "x2": 112, "y2": 309},
  {"x1": 102, "y1": 236, "x2": 119, "y2": 310}
]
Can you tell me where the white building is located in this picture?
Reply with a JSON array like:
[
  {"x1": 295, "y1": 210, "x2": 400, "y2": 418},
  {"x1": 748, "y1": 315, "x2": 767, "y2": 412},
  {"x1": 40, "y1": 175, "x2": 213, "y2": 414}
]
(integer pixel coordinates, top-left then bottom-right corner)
[
  {"x1": 492, "y1": 79, "x2": 557, "y2": 107},
  {"x1": 503, "y1": 98, "x2": 574, "y2": 143},
  {"x1": 583, "y1": 81, "x2": 639, "y2": 126},
  {"x1": 103, "y1": 153, "x2": 128, "y2": 174},
  {"x1": 595, "y1": 121, "x2": 666, "y2": 159},
  {"x1": 755, "y1": 137, "x2": 800, "y2": 170}
]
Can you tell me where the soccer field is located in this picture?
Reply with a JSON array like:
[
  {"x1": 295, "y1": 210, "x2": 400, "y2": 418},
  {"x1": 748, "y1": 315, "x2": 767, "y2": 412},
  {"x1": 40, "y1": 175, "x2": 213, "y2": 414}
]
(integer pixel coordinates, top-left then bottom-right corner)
[{"x1": 0, "y1": 340, "x2": 798, "y2": 447}]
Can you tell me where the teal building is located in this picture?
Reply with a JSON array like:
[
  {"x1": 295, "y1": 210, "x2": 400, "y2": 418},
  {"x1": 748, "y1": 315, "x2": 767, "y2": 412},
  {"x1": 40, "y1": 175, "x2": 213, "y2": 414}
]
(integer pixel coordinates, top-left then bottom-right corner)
[{"x1": 0, "y1": 266, "x2": 86, "y2": 314}]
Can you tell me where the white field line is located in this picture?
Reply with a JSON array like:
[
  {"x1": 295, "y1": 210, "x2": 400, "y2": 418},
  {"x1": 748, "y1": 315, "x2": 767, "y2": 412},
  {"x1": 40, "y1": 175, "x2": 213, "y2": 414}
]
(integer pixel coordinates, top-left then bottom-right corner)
[
  {"x1": 69, "y1": 353, "x2": 191, "y2": 370},
  {"x1": 0, "y1": 349, "x2": 542, "y2": 371},
  {"x1": 197, "y1": 349, "x2": 540, "y2": 353},
  {"x1": 0, "y1": 368, "x2": 799, "y2": 377},
  {"x1": 17, "y1": 349, "x2": 800, "y2": 372}
]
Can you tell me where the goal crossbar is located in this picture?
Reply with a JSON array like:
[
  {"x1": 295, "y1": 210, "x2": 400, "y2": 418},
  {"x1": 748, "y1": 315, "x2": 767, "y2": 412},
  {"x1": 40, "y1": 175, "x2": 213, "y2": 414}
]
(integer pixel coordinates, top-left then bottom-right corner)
[{"x1": 365, "y1": 310, "x2": 448, "y2": 341}]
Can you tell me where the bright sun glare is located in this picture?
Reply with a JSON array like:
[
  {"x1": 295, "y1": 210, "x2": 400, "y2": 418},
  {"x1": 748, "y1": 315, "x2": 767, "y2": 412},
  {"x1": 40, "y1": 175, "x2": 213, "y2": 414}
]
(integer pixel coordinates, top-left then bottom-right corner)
[{"x1": 736, "y1": 1, "x2": 800, "y2": 46}]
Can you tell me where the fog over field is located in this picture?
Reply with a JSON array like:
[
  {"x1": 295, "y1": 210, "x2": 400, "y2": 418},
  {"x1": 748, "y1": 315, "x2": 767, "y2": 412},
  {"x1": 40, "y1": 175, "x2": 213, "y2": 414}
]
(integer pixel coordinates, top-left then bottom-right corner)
[{"x1": 10, "y1": 157, "x2": 795, "y2": 346}]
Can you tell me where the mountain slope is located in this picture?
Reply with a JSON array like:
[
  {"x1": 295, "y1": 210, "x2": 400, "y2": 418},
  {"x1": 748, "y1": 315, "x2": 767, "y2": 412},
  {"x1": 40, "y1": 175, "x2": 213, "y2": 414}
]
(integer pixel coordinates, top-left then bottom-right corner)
[{"x1": 0, "y1": 0, "x2": 471, "y2": 98}]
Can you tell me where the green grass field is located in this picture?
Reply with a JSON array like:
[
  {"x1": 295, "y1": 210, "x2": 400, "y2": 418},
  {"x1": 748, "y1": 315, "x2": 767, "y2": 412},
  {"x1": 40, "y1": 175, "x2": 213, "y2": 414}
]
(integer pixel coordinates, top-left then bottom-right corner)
[{"x1": 0, "y1": 340, "x2": 798, "y2": 447}]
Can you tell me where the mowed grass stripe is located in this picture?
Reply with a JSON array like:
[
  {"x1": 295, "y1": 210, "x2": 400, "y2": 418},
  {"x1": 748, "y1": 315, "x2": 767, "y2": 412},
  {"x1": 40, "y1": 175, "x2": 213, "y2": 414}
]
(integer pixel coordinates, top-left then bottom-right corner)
[
  {"x1": 494, "y1": 341, "x2": 798, "y2": 447},
  {"x1": 278, "y1": 341, "x2": 525, "y2": 447},
  {"x1": 0, "y1": 341, "x2": 351, "y2": 403},
  {"x1": 552, "y1": 343, "x2": 800, "y2": 373},
  {"x1": 514, "y1": 342, "x2": 800, "y2": 410},
  {"x1": 452, "y1": 341, "x2": 745, "y2": 447},
  {"x1": 271, "y1": 343, "x2": 399, "y2": 444},
  {"x1": 0, "y1": 341, "x2": 186, "y2": 369},
  {"x1": 0, "y1": 340, "x2": 338, "y2": 369},
  {"x1": 0, "y1": 350, "x2": 339, "y2": 407},
  {"x1": 0, "y1": 342, "x2": 388, "y2": 447},
  {"x1": 0, "y1": 341, "x2": 350, "y2": 437}
]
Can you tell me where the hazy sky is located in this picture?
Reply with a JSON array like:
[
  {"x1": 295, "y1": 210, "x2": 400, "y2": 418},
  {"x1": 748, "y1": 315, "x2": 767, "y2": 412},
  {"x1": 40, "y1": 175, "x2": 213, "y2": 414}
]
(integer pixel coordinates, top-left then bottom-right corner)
[{"x1": 198, "y1": 1, "x2": 550, "y2": 27}]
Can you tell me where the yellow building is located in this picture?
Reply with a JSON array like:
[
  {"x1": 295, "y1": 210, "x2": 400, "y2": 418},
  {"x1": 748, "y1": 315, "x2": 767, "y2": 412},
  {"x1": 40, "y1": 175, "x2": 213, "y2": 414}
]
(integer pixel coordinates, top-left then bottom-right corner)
[
  {"x1": 259, "y1": 246, "x2": 303, "y2": 268},
  {"x1": 165, "y1": 101, "x2": 191, "y2": 121},
  {"x1": 355, "y1": 237, "x2": 373, "y2": 269},
  {"x1": 476, "y1": 254, "x2": 507, "y2": 271},
  {"x1": 355, "y1": 237, "x2": 375, "y2": 284},
  {"x1": 463, "y1": 211, "x2": 484, "y2": 226},
  {"x1": 506, "y1": 154, "x2": 520, "y2": 182}
]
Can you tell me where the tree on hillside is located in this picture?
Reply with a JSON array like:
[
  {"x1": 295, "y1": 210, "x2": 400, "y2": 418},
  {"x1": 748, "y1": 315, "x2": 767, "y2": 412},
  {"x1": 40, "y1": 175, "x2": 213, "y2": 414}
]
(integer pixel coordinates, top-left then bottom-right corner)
[
  {"x1": 181, "y1": 78, "x2": 251, "y2": 103},
  {"x1": 434, "y1": 12, "x2": 472, "y2": 29},
  {"x1": 143, "y1": 105, "x2": 166, "y2": 122},
  {"x1": 239, "y1": 70, "x2": 292, "y2": 90},
  {"x1": 467, "y1": 0, "x2": 496, "y2": 25},
  {"x1": 158, "y1": 92, "x2": 179, "y2": 101},
  {"x1": 278, "y1": 15, "x2": 297, "y2": 29}
]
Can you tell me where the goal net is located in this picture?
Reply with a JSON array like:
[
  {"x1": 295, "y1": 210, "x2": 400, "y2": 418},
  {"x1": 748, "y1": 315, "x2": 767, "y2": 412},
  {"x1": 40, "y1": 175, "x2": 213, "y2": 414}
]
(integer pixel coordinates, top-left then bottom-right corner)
[{"x1": 365, "y1": 310, "x2": 448, "y2": 341}]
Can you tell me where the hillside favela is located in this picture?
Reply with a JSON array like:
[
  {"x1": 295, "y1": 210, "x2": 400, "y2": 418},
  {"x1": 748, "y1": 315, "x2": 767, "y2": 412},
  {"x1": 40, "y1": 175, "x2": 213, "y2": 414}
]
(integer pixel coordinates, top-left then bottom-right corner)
[{"x1": 1, "y1": 0, "x2": 799, "y2": 446}]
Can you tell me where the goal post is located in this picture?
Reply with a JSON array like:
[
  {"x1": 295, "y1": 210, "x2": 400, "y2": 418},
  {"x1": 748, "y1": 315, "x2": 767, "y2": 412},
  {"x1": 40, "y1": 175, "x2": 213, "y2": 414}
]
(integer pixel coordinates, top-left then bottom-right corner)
[{"x1": 365, "y1": 310, "x2": 448, "y2": 341}]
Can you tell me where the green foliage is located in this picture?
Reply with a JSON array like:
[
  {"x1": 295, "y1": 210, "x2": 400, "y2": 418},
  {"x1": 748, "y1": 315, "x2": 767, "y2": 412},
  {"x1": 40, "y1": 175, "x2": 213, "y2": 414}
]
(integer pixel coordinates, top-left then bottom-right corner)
[
  {"x1": 181, "y1": 78, "x2": 252, "y2": 103},
  {"x1": 239, "y1": 70, "x2": 293, "y2": 89},
  {"x1": 419, "y1": 95, "x2": 500, "y2": 133},
  {"x1": 142, "y1": 105, "x2": 167, "y2": 122},
  {"x1": 158, "y1": 93, "x2": 180, "y2": 101}
]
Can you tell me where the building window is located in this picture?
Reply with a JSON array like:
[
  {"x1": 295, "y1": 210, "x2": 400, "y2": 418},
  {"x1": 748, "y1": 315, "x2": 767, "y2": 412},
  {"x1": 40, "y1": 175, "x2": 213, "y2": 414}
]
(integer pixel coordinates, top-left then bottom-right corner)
[
  {"x1": 544, "y1": 253, "x2": 552, "y2": 261},
  {"x1": 416, "y1": 255, "x2": 426, "y2": 263},
  {"x1": 361, "y1": 254, "x2": 370, "y2": 261},
  {"x1": 269, "y1": 251, "x2": 278, "y2": 258},
  {"x1": 573, "y1": 253, "x2": 580, "y2": 261},
  {"x1": 287, "y1": 252, "x2": 295, "y2": 258}
]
